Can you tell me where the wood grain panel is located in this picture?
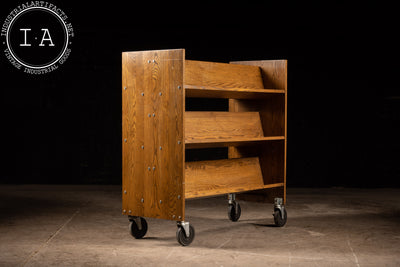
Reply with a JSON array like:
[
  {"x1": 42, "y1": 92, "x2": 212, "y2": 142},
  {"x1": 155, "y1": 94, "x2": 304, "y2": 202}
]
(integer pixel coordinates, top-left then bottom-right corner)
[
  {"x1": 122, "y1": 51, "x2": 145, "y2": 216},
  {"x1": 185, "y1": 85, "x2": 284, "y2": 99},
  {"x1": 122, "y1": 49, "x2": 185, "y2": 220},
  {"x1": 185, "y1": 60, "x2": 264, "y2": 89},
  {"x1": 229, "y1": 60, "x2": 287, "y2": 204},
  {"x1": 228, "y1": 96, "x2": 285, "y2": 137},
  {"x1": 185, "y1": 111, "x2": 264, "y2": 140},
  {"x1": 185, "y1": 157, "x2": 265, "y2": 199},
  {"x1": 230, "y1": 60, "x2": 287, "y2": 90},
  {"x1": 185, "y1": 111, "x2": 284, "y2": 148},
  {"x1": 185, "y1": 136, "x2": 285, "y2": 149}
]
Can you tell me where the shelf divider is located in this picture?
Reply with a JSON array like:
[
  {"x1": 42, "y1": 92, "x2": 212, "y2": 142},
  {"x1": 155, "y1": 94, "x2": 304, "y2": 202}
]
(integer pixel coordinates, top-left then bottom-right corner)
[
  {"x1": 185, "y1": 85, "x2": 285, "y2": 99},
  {"x1": 185, "y1": 136, "x2": 285, "y2": 149}
]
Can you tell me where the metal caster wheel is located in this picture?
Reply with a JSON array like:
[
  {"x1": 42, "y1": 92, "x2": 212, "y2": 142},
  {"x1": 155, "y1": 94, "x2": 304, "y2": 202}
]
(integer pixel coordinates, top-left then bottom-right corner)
[
  {"x1": 228, "y1": 202, "x2": 241, "y2": 222},
  {"x1": 176, "y1": 222, "x2": 195, "y2": 246},
  {"x1": 273, "y1": 198, "x2": 287, "y2": 227},
  {"x1": 129, "y1": 216, "x2": 148, "y2": 239},
  {"x1": 273, "y1": 208, "x2": 287, "y2": 227}
]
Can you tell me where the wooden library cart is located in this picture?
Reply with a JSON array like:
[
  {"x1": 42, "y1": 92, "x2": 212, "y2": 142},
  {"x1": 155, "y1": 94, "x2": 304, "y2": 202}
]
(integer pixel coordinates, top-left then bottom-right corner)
[{"x1": 122, "y1": 49, "x2": 287, "y2": 246}]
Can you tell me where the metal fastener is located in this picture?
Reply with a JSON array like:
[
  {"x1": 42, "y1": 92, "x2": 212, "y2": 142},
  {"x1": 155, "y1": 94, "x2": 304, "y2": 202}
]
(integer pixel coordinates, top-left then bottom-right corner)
[
  {"x1": 124, "y1": 86, "x2": 127, "y2": 90},
  {"x1": 141, "y1": 198, "x2": 144, "y2": 203},
  {"x1": 141, "y1": 92, "x2": 144, "y2": 96},
  {"x1": 172, "y1": 215, "x2": 176, "y2": 219},
  {"x1": 152, "y1": 60, "x2": 155, "y2": 63},
  {"x1": 147, "y1": 60, "x2": 151, "y2": 63},
  {"x1": 148, "y1": 167, "x2": 151, "y2": 171},
  {"x1": 177, "y1": 195, "x2": 181, "y2": 199},
  {"x1": 152, "y1": 113, "x2": 155, "y2": 117},
  {"x1": 128, "y1": 210, "x2": 131, "y2": 214},
  {"x1": 124, "y1": 190, "x2": 127, "y2": 194},
  {"x1": 159, "y1": 146, "x2": 162, "y2": 150},
  {"x1": 141, "y1": 145, "x2": 144, "y2": 149},
  {"x1": 123, "y1": 209, "x2": 126, "y2": 213},
  {"x1": 178, "y1": 216, "x2": 182, "y2": 219},
  {"x1": 153, "y1": 166, "x2": 156, "y2": 171},
  {"x1": 124, "y1": 139, "x2": 127, "y2": 142},
  {"x1": 148, "y1": 113, "x2": 151, "y2": 117},
  {"x1": 159, "y1": 92, "x2": 162, "y2": 96},
  {"x1": 177, "y1": 85, "x2": 181, "y2": 90},
  {"x1": 177, "y1": 140, "x2": 181, "y2": 144},
  {"x1": 159, "y1": 200, "x2": 162, "y2": 204}
]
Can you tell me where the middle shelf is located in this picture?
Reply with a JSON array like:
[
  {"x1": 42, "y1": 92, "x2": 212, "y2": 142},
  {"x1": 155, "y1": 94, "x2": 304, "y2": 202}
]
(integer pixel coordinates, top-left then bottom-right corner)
[{"x1": 185, "y1": 111, "x2": 284, "y2": 149}]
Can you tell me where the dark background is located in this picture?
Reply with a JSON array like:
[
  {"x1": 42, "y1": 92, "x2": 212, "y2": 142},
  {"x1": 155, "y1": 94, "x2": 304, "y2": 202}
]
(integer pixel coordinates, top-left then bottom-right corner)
[{"x1": 1, "y1": 2, "x2": 399, "y2": 187}]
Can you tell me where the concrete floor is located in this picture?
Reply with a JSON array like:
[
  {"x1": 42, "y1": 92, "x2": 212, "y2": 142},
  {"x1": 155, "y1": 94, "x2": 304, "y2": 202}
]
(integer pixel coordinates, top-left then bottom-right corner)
[{"x1": 0, "y1": 186, "x2": 399, "y2": 266}]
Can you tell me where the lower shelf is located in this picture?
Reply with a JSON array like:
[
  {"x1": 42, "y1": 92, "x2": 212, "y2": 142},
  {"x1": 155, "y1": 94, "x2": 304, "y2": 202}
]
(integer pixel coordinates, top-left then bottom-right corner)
[{"x1": 185, "y1": 157, "x2": 284, "y2": 199}]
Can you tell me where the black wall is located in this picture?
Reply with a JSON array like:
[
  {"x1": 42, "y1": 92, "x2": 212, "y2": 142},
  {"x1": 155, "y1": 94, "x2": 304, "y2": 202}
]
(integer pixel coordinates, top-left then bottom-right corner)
[{"x1": 1, "y1": 2, "x2": 399, "y2": 186}]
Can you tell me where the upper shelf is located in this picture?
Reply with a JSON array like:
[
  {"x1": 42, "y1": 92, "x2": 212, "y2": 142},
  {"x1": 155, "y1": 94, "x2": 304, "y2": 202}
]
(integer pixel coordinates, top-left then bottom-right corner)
[{"x1": 185, "y1": 85, "x2": 285, "y2": 99}]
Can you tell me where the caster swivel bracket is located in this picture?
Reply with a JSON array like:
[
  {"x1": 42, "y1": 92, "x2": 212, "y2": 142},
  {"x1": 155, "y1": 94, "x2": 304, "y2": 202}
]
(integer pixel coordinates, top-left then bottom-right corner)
[
  {"x1": 177, "y1": 221, "x2": 190, "y2": 238},
  {"x1": 274, "y1": 198, "x2": 285, "y2": 220},
  {"x1": 128, "y1": 216, "x2": 143, "y2": 231}
]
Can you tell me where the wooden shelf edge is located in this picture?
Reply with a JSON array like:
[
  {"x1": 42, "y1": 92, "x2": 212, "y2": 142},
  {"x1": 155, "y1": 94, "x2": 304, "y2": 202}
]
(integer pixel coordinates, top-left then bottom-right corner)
[
  {"x1": 185, "y1": 136, "x2": 285, "y2": 149},
  {"x1": 185, "y1": 85, "x2": 285, "y2": 99},
  {"x1": 185, "y1": 182, "x2": 285, "y2": 199},
  {"x1": 262, "y1": 183, "x2": 285, "y2": 189}
]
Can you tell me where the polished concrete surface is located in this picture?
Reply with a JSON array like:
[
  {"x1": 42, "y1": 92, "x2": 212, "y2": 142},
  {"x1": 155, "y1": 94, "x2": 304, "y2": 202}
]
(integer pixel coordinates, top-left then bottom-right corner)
[{"x1": 0, "y1": 185, "x2": 399, "y2": 266}]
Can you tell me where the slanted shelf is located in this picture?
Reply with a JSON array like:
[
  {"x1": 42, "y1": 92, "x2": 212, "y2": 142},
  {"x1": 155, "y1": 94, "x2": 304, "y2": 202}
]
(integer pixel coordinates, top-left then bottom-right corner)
[
  {"x1": 185, "y1": 60, "x2": 285, "y2": 99},
  {"x1": 185, "y1": 157, "x2": 284, "y2": 199},
  {"x1": 184, "y1": 111, "x2": 284, "y2": 149},
  {"x1": 184, "y1": 58, "x2": 287, "y2": 200}
]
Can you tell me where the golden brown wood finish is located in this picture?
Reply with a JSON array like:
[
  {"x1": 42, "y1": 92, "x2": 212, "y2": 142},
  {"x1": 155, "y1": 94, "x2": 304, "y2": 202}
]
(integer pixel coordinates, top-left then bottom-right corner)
[
  {"x1": 185, "y1": 157, "x2": 284, "y2": 199},
  {"x1": 227, "y1": 141, "x2": 285, "y2": 184},
  {"x1": 185, "y1": 136, "x2": 285, "y2": 149},
  {"x1": 185, "y1": 111, "x2": 284, "y2": 148},
  {"x1": 228, "y1": 96, "x2": 285, "y2": 137},
  {"x1": 229, "y1": 60, "x2": 287, "y2": 203},
  {"x1": 186, "y1": 111, "x2": 263, "y2": 139},
  {"x1": 122, "y1": 49, "x2": 185, "y2": 220},
  {"x1": 123, "y1": 51, "x2": 288, "y2": 222},
  {"x1": 231, "y1": 60, "x2": 287, "y2": 89},
  {"x1": 122, "y1": 51, "x2": 145, "y2": 217},
  {"x1": 185, "y1": 60, "x2": 264, "y2": 89},
  {"x1": 185, "y1": 85, "x2": 284, "y2": 99}
]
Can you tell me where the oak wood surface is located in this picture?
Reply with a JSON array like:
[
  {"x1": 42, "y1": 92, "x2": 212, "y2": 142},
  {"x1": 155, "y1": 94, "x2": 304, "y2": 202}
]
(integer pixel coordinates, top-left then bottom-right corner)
[
  {"x1": 230, "y1": 60, "x2": 287, "y2": 90},
  {"x1": 185, "y1": 111, "x2": 263, "y2": 139},
  {"x1": 185, "y1": 111, "x2": 284, "y2": 148},
  {"x1": 122, "y1": 49, "x2": 185, "y2": 220},
  {"x1": 185, "y1": 136, "x2": 285, "y2": 149},
  {"x1": 185, "y1": 157, "x2": 284, "y2": 199},
  {"x1": 229, "y1": 60, "x2": 287, "y2": 203},
  {"x1": 185, "y1": 85, "x2": 285, "y2": 99},
  {"x1": 123, "y1": 52, "x2": 288, "y2": 218},
  {"x1": 185, "y1": 60, "x2": 264, "y2": 89}
]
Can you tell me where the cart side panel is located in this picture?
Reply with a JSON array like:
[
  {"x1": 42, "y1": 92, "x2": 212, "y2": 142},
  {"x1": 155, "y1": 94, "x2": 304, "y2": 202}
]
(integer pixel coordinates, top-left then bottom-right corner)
[{"x1": 122, "y1": 49, "x2": 185, "y2": 220}]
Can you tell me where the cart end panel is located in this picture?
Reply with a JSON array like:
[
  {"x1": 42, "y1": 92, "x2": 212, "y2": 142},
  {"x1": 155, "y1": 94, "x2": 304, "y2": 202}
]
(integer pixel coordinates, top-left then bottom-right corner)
[{"x1": 122, "y1": 49, "x2": 185, "y2": 220}]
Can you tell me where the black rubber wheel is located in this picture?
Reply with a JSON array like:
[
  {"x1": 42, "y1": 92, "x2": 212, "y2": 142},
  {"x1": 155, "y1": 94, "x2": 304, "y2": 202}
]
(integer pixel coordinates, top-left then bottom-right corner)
[
  {"x1": 228, "y1": 202, "x2": 241, "y2": 222},
  {"x1": 129, "y1": 217, "x2": 148, "y2": 239},
  {"x1": 176, "y1": 225, "x2": 195, "y2": 246},
  {"x1": 273, "y1": 208, "x2": 287, "y2": 227}
]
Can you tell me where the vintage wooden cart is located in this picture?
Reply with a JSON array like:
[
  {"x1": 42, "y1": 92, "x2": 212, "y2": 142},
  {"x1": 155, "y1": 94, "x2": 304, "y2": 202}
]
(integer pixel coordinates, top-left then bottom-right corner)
[{"x1": 122, "y1": 49, "x2": 287, "y2": 246}]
